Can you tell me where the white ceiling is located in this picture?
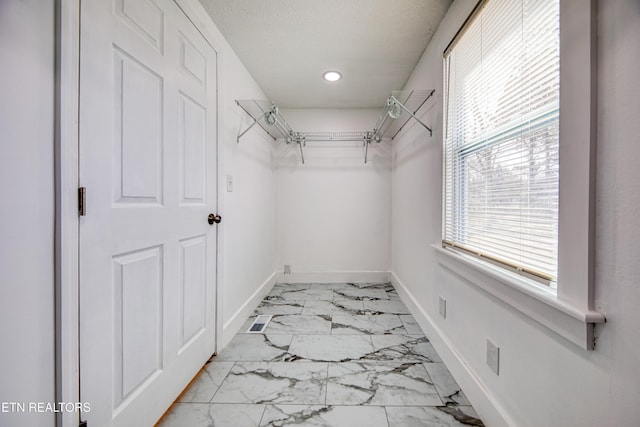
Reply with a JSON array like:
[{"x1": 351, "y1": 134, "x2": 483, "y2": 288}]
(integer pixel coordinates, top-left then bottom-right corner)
[{"x1": 199, "y1": 0, "x2": 452, "y2": 109}]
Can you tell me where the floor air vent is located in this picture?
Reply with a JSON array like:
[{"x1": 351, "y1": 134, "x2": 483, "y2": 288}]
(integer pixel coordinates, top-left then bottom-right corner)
[{"x1": 246, "y1": 315, "x2": 272, "y2": 333}]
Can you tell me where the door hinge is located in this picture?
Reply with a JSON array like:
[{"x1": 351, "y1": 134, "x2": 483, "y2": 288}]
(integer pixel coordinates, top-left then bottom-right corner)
[
  {"x1": 78, "y1": 187, "x2": 86, "y2": 216},
  {"x1": 79, "y1": 420, "x2": 87, "y2": 427}
]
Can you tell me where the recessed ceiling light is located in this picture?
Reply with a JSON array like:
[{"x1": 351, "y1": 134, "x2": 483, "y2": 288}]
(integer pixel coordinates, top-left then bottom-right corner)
[{"x1": 323, "y1": 71, "x2": 342, "y2": 82}]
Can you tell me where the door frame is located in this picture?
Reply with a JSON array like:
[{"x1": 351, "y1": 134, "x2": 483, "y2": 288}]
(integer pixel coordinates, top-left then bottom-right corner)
[{"x1": 55, "y1": 1, "x2": 224, "y2": 425}]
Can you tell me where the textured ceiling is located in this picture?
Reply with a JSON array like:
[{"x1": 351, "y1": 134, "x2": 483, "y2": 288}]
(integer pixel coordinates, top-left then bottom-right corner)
[{"x1": 199, "y1": 0, "x2": 452, "y2": 108}]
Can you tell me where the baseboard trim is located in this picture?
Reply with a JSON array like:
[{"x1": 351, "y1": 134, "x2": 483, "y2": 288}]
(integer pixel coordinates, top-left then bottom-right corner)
[
  {"x1": 390, "y1": 271, "x2": 515, "y2": 427},
  {"x1": 221, "y1": 272, "x2": 277, "y2": 348},
  {"x1": 276, "y1": 270, "x2": 390, "y2": 283}
]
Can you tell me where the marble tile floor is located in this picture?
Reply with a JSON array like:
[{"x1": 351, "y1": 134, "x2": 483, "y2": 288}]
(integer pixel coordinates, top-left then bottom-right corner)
[{"x1": 157, "y1": 282, "x2": 484, "y2": 427}]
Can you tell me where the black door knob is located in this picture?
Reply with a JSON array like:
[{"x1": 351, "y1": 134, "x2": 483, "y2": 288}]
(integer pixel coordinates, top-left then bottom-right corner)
[{"x1": 208, "y1": 213, "x2": 222, "y2": 225}]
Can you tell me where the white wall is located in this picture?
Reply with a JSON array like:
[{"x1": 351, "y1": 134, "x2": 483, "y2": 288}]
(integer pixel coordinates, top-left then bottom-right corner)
[
  {"x1": 197, "y1": 1, "x2": 279, "y2": 345},
  {"x1": 391, "y1": 1, "x2": 640, "y2": 426},
  {"x1": 0, "y1": 1, "x2": 55, "y2": 426},
  {"x1": 276, "y1": 109, "x2": 391, "y2": 282},
  {"x1": 594, "y1": 0, "x2": 640, "y2": 423}
]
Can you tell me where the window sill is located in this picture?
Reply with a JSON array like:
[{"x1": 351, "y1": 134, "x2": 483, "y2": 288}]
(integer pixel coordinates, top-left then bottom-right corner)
[{"x1": 433, "y1": 244, "x2": 605, "y2": 350}]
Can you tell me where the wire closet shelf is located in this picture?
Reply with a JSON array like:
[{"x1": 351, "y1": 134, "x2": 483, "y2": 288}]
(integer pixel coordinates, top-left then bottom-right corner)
[{"x1": 235, "y1": 89, "x2": 434, "y2": 164}]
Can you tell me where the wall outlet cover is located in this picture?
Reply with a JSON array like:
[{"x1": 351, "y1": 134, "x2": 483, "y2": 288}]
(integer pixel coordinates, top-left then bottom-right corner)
[
  {"x1": 438, "y1": 296, "x2": 447, "y2": 319},
  {"x1": 283, "y1": 264, "x2": 291, "y2": 274},
  {"x1": 486, "y1": 338, "x2": 500, "y2": 375}
]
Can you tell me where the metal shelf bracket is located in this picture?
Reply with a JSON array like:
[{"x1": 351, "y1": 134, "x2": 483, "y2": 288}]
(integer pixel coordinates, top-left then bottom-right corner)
[{"x1": 373, "y1": 90, "x2": 435, "y2": 141}]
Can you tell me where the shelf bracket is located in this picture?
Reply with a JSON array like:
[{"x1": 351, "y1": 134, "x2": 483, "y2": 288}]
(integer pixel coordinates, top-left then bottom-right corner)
[
  {"x1": 285, "y1": 132, "x2": 306, "y2": 164},
  {"x1": 388, "y1": 95, "x2": 432, "y2": 136},
  {"x1": 295, "y1": 133, "x2": 306, "y2": 165},
  {"x1": 298, "y1": 140, "x2": 305, "y2": 164},
  {"x1": 373, "y1": 90, "x2": 435, "y2": 141},
  {"x1": 235, "y1": 100, "x2": 293, "y2": 143},
  {"x1": 236, "y1": 109, "x2": 272, "y2": 143},
  {"x1": 363, "y1": 132, "x2": 373, "y2": 164}
]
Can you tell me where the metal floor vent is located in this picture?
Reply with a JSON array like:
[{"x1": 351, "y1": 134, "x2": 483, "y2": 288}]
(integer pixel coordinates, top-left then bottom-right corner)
[{"x1": 246, "y1": 315, "x2": 272, "y2": 333}]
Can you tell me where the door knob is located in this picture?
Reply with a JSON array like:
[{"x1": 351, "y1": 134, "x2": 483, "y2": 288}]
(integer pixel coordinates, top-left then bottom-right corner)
[{"x1": 208, "y1": 213, "x2": 222, "y2": 225}]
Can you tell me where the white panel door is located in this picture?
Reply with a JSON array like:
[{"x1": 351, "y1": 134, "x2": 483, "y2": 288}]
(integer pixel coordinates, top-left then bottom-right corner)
[{"x1": 78, "y1": 0, "x2": 218, "y2": 425}]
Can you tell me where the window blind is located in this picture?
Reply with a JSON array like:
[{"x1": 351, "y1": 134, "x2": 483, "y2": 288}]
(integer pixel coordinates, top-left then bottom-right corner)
[{"x1": 443, "y1": 0, "x2": 560, "y2": 282}]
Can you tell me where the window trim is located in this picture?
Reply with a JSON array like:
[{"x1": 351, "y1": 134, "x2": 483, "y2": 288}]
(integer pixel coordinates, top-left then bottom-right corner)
[{"x1": 438, "y1": 0, "x2": 604, "y2": 350}]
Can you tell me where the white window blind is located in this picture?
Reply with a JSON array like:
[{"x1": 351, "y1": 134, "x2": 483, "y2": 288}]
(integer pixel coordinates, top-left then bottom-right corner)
[{"x1": 443, "y1": 0, "x2": 560, "y2": 283}]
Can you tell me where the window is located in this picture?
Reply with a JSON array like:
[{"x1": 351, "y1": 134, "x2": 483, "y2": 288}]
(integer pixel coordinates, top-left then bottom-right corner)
[
  {"x1": 436, "y1": 1, "x2": 604, "y2": 350},
  {"x1": 443, "y1": 0, "x2": 560, "y2": 284}
]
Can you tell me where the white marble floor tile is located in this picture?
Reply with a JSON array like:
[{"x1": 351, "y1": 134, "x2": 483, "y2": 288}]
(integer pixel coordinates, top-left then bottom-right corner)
[
  {"x1": 212, "y1": 362, "x2": 328, "y2": 405},
  {"x1": 266, "y1": 287, "x2": 283, "y2": 297},
  {"x1": 385, "y1": 405, "x2": 484, "y2": 427},
  {"x1": 386, "y1": 287, "x2": 400, "y2": 296},
  {"x1": 266, "y1": 314, "x2": 332, "y2": 334},
  {"x1": 157, "y1": 403, "x2": 266, "y2": 427},
  {"x1": 340, "y1": 282, "x2": 394, "y2": 291},
  {"x1": 260, "y1": 405, "x2": 389, "y2": 427},
  {"x1": 177, "y1": 362, "x2": 234, "y2": 403},
  {"x1": 254, "y1": 300, "x2": 305, "y2": 315},
  {"x1": 275, "y1": 283, "x2": 312, "y2": 291},
  {"x1": 399, "y1": 314, "x2": 424, "y2": 334},
  {"x1": 265, "y1": 283, "x2": 311, "y2": 299},
  {"x1": 278, "y1": 288, "x2": 335, "y2": 301},
  {"x1": 331, "y1": 314, "x2": 407, "y2": 335},
  {"x1": 333, "y1": 288, "x2": 388, "y2": 301},
  {"x1": 310, "y1": 283, "x2": 352, "y2": 290},
  {"x1": 215, "y1": 334, "x2": 292, "y2": 362},
  {"x1": 368, "y1": 335, "x2": 442, "y2": 362},
  {"x1": 302, "y1": 299, "x2": 364, "y2": 315},
  {"x1": 326, "y1": 362, "x2": 443, "y2": 406},
  {"x1": 424, "y1": 362, "x2": 470, "y2": 405},
  {"x1": 286, "y1": 335, "x2": 374, "y2": 362},
  {"x1": 363, "y1": 299, "x2": 411, "y2": 314}
]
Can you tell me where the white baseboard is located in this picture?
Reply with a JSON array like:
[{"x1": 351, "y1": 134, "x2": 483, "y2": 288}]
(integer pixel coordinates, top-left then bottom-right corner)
[
  {"x1": 390, "y1": 271, "x2": 515, "y2": 427},
  {"x1": 221, "y1": 272, "x2": 277, "y2": 348},
  {"x1": 276, "y1": 270, "x2": 390, "y2": 283}
]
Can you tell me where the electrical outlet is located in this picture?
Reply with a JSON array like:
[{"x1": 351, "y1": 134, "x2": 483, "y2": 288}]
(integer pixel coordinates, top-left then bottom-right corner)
[
  {"x1": 283, "y1": 264, "x2": 291, "y2": 274},
  {"x1": 226, "y1": 175, "x2": 234, "y2": 192},
  {"x1": 438, "y1": 296, "x2": 447, "y2": 319},
  {"x1": 486, "y1": 339, "x2": 500, "y2": 375}
]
